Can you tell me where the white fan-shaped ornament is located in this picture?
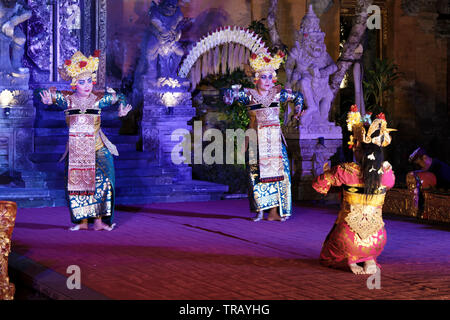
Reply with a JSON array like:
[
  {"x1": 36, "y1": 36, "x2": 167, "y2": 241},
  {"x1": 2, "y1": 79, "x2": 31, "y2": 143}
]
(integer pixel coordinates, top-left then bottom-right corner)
[{"x1": 178, "y1": 26, "x2": 268, "y2": 80}]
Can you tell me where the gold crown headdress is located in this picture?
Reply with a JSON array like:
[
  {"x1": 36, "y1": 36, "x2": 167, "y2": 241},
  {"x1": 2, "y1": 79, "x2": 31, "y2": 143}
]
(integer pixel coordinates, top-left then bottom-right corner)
[
  {"x1": 59, "y1": 50, "x2": 100, "y2": 88},
  {"x1": 249, "y1": 50, "x2": 286, "y2": 80},
  {"x1": 346, "y1": 104, "x2": 397, "y2": 149}
]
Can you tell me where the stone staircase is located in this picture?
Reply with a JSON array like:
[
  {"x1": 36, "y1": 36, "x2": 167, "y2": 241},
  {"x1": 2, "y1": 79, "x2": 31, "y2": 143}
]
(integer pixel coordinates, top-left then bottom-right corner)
[{"x1": 11, "y1": 101, "x2": 228, "y2": 208}]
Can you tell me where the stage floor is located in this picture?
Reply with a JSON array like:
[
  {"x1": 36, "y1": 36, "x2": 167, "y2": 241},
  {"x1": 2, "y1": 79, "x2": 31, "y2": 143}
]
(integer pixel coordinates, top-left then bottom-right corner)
[{"x1": 10, "y1": 199, "x2": 450, "y2": 300}]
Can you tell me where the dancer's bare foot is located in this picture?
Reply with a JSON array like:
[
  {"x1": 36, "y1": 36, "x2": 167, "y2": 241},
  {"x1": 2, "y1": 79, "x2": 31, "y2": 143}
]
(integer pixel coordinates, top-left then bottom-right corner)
[
  {"x1": 94, "y1": 218, "x2": 116, "y2": 231},
  {"x1": 69, "y1": 222, "x2": 88, "y2": 231},
  {"x1": 349, "y1": 263, "x2": 366, "y2": 275},
  {"x1": 267, "y1": 208, "x2": 281, "y2": 221},
  {"x1": 267, "y1": 207, "x2": 286, "y2": 221},
  {"x1": 364, "y1": 260, "x2": 378, "y2": 274},
  {"x1": 252, "y1": 211, "x2": 264, "y2": 222}
]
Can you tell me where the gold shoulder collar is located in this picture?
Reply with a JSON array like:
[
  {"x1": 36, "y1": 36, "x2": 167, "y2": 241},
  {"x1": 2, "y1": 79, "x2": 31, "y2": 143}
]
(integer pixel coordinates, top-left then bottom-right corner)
[{"x1": 340, "y1": 162, "x2": 360, "y2": 174}]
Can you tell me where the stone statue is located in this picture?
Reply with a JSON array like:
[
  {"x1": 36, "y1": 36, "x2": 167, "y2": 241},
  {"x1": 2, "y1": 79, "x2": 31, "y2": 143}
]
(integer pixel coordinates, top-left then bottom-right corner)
[
  {"x1": 132, "y1": 0, "x2": 186, "y2": 108},
  {"x1": 312, "y1": 137, "x2": 330, "y2": 177},
  {"x1": 286, "y1": 5, "x2": 337, "y2": 124},
  {"x1": 0, "y1": 0, "x2": 31, "y2": 77},
  {"x1": 135, "y1": 0, "x2": 184, "y2": 81},
  {"x1": 310, "y1": 0, "x2": 334, "y2": 16},
  {"x1": 284, "y1": 6, "x2": 341, "y2": 201}
]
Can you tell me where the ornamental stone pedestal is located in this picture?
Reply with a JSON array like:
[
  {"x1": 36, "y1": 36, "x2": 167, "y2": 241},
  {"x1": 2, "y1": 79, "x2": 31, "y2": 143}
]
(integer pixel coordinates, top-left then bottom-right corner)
[
  {"x1": 0, "y1": 81, "x2": 42, "y2": 189},
  {"x1": 141, "y1": 76, "x2": 195, "y2": 182},
  {"x1": 286, "y1": 116, "x2": 342, "y2": 201}
]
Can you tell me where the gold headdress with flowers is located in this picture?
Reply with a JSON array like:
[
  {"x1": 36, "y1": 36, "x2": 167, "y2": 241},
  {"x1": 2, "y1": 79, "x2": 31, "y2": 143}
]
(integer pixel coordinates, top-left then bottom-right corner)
[
  {"x1": 59, "y1": 50, "x2": 100, "y2": 88},
  {"x1": 346, "y1": 104, "x2": 397, "y2": 149},
  {"x1": 249, "y1": 50, "x2": 286, "y2": 82}
]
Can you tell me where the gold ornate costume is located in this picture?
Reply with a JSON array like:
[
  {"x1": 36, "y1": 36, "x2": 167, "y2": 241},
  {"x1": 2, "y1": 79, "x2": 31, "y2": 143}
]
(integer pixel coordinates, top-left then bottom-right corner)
[{"x1": 0, "y1": 201, "x2": 16, "y2": 300}]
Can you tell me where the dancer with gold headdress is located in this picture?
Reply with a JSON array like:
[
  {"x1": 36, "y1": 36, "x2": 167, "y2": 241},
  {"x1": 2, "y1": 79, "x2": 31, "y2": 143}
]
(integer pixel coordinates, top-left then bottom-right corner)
[
  {"x1": 39, "y1": 50, "x2": 132, "y2": 231},
  {"x1": 312, "y1": 105, "x2": 396, "y2": 274},
  {"x1": 224, "y1": 50, "x2": 304, "y2": 222}
]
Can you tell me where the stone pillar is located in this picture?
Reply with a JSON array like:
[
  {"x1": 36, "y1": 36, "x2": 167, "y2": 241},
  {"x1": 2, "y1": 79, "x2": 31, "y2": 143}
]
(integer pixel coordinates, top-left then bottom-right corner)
[
  {"x1": 141, "y1": 76, "x2": 195, "y2": 182},
  {"x1": 286, "y1": 119, "x2": 342, "y2": 201},
  {"x1": 0, "y1": 87, "x2": 39, "y2": 188}
]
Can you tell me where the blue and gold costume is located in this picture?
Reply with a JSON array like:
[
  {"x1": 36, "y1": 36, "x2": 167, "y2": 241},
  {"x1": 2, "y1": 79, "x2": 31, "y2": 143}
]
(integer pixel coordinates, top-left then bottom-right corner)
[
  {"x1": 225, "y1": 86, "x2": 304, "y2": 218},
  {"x1": 48, "y1": 90, "x2": 126, "y2": 226}
]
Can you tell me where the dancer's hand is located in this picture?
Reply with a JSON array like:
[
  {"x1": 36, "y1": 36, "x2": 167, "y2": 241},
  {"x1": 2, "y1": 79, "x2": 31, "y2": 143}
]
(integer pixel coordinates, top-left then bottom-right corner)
[
  {"x1": 119, "y1": 104, "x2": 132, "y2": 117},
  {"x1": 2, "y1": 22, "x2": 14, "y2": 38},
  {"x1": 40, "y1": 90, "x2": 52, "y2": 105},
  {"x1": 223, "y1": 88, "x2": 235, "y2": 105},
  {"x1": 294, "y1": 110, "x2": 305, "y2": 121}
]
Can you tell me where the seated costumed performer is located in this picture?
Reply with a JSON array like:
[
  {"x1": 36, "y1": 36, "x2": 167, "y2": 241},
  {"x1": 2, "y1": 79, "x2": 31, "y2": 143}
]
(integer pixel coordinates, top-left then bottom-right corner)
[
  {"x1": 39, "y1": 50, "x2": 132, "y2": 231},
  {"x1": 312, "y1": 105, "x2": 396, "y2": 274}
]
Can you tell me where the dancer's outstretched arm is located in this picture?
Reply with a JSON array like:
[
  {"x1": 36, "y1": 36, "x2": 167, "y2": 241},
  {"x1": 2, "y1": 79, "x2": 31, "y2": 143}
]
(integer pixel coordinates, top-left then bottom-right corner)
[
  {"x1": 39, "y1": 88, "x2": 68, "y2": 109},
  {"x1": 96, "y1": 88, "x2": 132, "y2": 117}
]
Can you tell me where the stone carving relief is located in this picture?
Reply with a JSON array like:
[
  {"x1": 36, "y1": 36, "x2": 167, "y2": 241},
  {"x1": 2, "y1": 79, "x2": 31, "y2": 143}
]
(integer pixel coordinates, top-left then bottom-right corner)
[
  {"x1": 25, "y1": 1, "x2": 51, "y2": 82},
  {"x1": 401, "y1": 0, "x2": 450, "y2": 36},
  {"x1": 25, "y1": 0, "x2": 108, "y2": 84},
  {"x1": 310, "y1": 0, "x2": 334, "y2": 16},
  {"x1": 0, "y1": 0, "x2": 32, "y2": 86},
  {"x1": 57, "y1": 0, "x2": 80, "y2": 80},
  {"x1": 133, "y1": 0, "x2": 186, "y2": 107},
  {"x1": 142, "y1": 128, "x2": 159, "y2": 160}
]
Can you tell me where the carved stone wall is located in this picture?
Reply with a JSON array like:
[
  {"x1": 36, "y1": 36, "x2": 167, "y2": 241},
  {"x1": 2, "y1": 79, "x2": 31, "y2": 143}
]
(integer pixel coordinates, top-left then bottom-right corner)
[
  {"x1": 25, "y1": 1, "x2": 52, "y2": 83},
  {"x1": 0, "y1": 90, "x2": 35, "y2": 179},
  {"x1": 57, "y1": 0, "x2": 81, "y2": 81},
  {"x1": 141, "y1": 77, "x2": 195, "y2": 182},
  {"x1": 25, "y1": 0, "x2": 107, "y2": 86}
]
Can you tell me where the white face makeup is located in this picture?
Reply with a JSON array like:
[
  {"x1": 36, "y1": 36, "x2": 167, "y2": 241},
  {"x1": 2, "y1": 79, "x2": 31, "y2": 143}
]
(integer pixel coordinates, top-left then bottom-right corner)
[
  {"x1": 75, "y1": 75, "x2": 94, "y2": 97},
  {"x1": 256, "y1": 71, "x2": 275, "y2": 93}
]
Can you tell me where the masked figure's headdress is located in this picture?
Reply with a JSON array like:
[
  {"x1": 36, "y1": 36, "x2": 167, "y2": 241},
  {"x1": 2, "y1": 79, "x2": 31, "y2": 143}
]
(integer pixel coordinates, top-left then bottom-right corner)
[
  {"x1": 59, "y1": 50, "x2": 100, "y2": 88},
  {"x1": 346, "y1": 104, "x2": 397, "y2": 149}
]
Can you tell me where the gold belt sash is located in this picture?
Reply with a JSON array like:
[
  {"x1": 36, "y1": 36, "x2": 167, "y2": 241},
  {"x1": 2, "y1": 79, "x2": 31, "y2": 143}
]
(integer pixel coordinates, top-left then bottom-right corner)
[
  {"x1": 67, "y1": 114, "x2": 96, "y2": 194},
  {"x1": 340, "y1": 191, "x2": 386, "y2": 240},
  {"x1": 344, "y1": 203, "x2": 384, "y2": 240},
  {"x1": 255, "y1": 107, "x2": 284, "y2": 183}
]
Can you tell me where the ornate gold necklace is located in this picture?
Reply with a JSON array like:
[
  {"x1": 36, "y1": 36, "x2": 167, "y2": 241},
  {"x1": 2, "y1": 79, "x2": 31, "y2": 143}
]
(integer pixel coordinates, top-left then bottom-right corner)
[
  {"x1": 248, "y1": 88, "x2": 278, "y2": 108},
  {"x1": 69, "y1": 93, "x2": 98, "y2": 112}
]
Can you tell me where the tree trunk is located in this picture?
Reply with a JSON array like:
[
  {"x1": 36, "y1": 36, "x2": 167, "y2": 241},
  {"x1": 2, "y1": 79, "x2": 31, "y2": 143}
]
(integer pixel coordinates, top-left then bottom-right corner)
[
  {"x1": 330, "y1": 0, "x2": 373, "y2": 98},
  {"x1": 267, "y1": 0, "x2": 285, "y2": 51}
]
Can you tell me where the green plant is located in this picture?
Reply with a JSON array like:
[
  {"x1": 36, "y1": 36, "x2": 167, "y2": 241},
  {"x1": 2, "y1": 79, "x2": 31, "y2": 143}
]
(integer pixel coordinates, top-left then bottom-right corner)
[
  {"x1": 248, "y1": 19, "x2": 272, "y2": 49},
  {"x1": 200, "y1": 18, "x2": 281, "y2": 131},
  {"x1": 363, "y1": 58, "x2": 400, "y2": 114}
]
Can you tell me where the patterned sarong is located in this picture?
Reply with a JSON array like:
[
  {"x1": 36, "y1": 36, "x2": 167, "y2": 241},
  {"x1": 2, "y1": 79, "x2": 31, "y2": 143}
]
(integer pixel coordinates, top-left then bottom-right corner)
[
  {"x1": 248, "y1": 143, "x2": 292, "y2": 217},
  {"x1": 68, "y1": 147, "x2": 115, "y2": 223}
]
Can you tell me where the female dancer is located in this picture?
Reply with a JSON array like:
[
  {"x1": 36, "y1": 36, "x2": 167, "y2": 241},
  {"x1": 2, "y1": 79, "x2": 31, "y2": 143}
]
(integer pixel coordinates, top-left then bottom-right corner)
[
  {"x1": 40, "y1": 50, "x2": 132, "y2": 231},
  {"x1": 312, "y1": 106, "x2": 396, "y2": 274},
  {"x1": 224, "y1": 50, "x2": 304, "y2": 222}
]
